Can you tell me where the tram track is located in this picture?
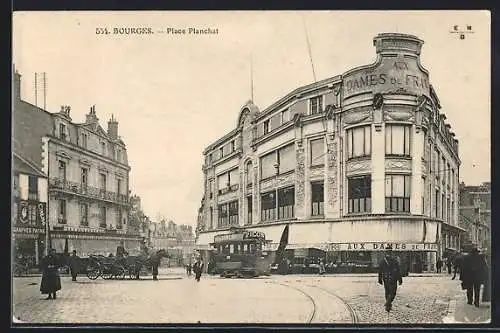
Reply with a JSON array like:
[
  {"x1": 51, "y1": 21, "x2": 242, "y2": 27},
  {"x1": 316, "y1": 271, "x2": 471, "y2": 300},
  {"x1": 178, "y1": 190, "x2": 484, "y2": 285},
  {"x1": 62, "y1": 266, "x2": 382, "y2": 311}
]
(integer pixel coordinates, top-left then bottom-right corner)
[{"x1": 270, "y1": 280, "x2": 358, "y2": 324}]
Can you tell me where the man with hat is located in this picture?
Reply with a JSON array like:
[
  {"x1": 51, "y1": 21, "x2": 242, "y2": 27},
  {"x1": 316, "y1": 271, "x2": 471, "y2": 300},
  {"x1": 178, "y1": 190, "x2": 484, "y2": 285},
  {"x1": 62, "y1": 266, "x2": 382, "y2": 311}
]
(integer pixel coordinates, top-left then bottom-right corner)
[
  {"x1": 459, "y1": 247, "x2": 488, "y2": 307},
  {"x1": 378, "y1": 245, "x2": 403, "y2": 312}
]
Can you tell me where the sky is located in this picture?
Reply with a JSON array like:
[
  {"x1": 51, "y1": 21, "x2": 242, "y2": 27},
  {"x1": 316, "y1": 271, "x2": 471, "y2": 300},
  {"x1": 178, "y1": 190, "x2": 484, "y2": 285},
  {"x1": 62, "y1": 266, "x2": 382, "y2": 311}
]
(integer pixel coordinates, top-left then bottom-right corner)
[{"x1": 12, "y1": 10, "x2": 490, "y2": 227}]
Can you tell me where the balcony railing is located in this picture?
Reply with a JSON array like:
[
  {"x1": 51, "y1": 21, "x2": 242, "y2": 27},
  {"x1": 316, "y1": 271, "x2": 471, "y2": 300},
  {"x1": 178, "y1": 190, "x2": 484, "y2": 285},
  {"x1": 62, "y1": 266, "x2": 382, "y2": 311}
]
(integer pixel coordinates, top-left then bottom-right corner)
[{"x1": 49, "y1": 177, "x2": 129, "y2": 204}]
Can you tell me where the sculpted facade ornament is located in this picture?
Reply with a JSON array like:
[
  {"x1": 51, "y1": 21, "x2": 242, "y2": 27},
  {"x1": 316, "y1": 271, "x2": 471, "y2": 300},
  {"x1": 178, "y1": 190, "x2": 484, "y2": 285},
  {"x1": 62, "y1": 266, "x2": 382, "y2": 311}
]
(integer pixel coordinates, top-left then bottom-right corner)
[
  {"x1": 343, "y1": 109, "x2": 372, "y2": 125},
  {"x1": 385, "y1": 158, "x2": 412, "y2": 172},
  {"x1": 346, "y1": 159, "x2": 371, "y2": 175}
]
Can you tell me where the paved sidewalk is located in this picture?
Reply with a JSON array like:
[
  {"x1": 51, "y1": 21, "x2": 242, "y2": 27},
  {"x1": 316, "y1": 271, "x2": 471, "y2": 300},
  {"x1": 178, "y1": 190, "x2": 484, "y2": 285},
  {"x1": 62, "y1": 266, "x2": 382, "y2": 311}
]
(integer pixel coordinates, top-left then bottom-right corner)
[{"x1": 442, "y1": 294, "x2": 491, "y2": 323}]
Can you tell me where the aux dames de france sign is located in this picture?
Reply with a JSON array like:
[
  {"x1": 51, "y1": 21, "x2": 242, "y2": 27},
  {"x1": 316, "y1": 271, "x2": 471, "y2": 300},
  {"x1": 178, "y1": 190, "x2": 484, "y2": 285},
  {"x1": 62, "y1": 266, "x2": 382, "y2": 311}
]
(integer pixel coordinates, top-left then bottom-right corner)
[
  {"x1": 327, "y1": 243, "x2": 438, "y2": 252},
  {"x1": 343, "y1": 57, "x2": 430, "y2": 99}
]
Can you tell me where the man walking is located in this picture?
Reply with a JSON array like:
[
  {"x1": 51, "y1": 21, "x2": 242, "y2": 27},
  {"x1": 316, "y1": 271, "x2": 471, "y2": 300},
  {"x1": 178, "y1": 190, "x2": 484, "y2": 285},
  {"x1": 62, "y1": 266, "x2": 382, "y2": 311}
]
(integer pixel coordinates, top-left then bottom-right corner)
[
  {"x1": 460, "y1": 247, "x2": 487, "y2": 307},
  {"x1": 68, "y1": 250, "x2": 79, "y2": 281},
  {"x1": 436, "y1": 258, "x2": 443, "y2": 273},
  {"x1": 378, "y1": 245, "x2": 403, "y2": 312},
  {"x1": 193, "y1": 258, "x2": 204, "y2": 282},
  {"x1": 150, "y1": 250, "x2": 161, "y2": 281},
  {"x1": 40, "y1": 249, "x2": 62, "y2": 300}
]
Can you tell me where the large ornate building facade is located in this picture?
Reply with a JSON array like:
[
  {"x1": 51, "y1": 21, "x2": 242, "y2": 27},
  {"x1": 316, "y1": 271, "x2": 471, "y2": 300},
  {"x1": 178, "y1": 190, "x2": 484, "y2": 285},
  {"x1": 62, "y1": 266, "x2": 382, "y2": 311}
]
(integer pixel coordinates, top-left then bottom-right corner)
[
  {"x1": 195, "y1": 33, "x2": 463, "y2": 273},
  {"x1": 13, "y1": 70, "x2": 141, "y2": 256}
]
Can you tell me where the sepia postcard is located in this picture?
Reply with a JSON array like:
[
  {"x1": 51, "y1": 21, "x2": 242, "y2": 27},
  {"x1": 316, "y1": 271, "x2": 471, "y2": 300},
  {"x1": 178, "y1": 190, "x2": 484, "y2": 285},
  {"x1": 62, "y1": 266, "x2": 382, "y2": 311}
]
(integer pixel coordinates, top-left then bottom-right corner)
[{"x1": 12, "y1": 10, "x2": 491, "y2": 326}]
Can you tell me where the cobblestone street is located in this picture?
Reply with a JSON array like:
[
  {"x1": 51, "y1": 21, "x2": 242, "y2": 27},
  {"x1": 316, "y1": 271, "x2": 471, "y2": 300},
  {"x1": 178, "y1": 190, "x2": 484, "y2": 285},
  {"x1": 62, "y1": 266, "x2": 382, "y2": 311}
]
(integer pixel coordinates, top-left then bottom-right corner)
[{"x1": 12, "y1": 270, "x2": 490, "y2": 325}]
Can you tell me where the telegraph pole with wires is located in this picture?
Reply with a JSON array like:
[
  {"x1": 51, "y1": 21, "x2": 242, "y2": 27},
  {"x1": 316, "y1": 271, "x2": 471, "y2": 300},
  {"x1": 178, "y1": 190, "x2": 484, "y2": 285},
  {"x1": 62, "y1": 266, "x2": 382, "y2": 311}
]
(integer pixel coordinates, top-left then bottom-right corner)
[{"x1": 301, "y1": 14, "x2": 317, "y2": 83}]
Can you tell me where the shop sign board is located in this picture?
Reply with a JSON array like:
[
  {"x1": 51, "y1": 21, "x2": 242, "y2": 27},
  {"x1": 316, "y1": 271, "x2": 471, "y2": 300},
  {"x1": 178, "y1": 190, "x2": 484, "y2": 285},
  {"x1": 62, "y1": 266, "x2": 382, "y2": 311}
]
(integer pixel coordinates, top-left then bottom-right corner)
[{"x1": 326, "y1": 242, "x2": 437, "y2": 252}]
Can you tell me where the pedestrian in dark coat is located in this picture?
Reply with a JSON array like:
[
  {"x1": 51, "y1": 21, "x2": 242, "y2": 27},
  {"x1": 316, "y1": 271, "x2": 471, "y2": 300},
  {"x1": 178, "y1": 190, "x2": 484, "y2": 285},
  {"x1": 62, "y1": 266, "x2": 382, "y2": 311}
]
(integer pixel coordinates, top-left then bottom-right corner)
[
  {"x1": 150, "y1": 251, "x2": 161, "y2": 281},
  {"x1": 378, "y1": 245, "x2": 403, "y2": 312},
  {"x1": 436, "y1": 258, "x2": 443, "y2": 273},
  {"x1": 40, "y1": 249, "x2": 62, "y2": 300},
  {"x1": 446, "y1": 256, "x2": 453, "y2": 274},
  {"x1": 186, "y1": 263, "x2": 192, "y2": 276},
  {"x1": 481, "y1": 253, "x2": 491, "y2": 302},
  {"x1": 193, "y1": 258, "x2": 204, "y2": 282},
  {"x1": 68, "y1": 250, "x2": 79, "y2": 281},
  {"x1": 452, "y1": 252, "x2": 464, "y2": 280},
  {"x1": 460, "y1": 248, "x2": 488, "y2": 307}
]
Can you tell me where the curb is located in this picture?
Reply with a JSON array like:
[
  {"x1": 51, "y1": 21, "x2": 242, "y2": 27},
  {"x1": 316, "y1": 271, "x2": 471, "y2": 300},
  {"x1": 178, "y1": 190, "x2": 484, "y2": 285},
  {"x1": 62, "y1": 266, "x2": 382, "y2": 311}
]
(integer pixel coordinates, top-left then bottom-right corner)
[{"x1": 442, "y1": 298, "x2": 457, "y2": 323}]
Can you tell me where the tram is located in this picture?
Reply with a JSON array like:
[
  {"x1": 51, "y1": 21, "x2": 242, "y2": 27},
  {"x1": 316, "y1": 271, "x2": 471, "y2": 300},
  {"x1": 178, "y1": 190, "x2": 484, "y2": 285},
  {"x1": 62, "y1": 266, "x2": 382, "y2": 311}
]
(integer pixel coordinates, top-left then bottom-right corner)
[{"x1": 211, "y1": 228, "x2": 273, "y2": 278}]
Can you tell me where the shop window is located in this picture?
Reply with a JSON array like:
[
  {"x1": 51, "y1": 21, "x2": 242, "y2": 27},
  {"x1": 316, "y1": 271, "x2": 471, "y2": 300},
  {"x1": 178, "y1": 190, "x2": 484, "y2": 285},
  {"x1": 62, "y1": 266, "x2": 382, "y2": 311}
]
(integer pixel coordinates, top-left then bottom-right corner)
[
  {"x1": 348, "y1": 175, "x2": 371, "y2": 214},
  {"x1": 310, "y1": 138, "x2": 325, "y2": 167},
  {"x1": 58, "y1": 200, "x2": 67, "y2": 224},
  {"x1": 80, "y1": 203, "x2": 88, "y2": 226},
  {"x1": 311, "y1": 182, "x2": 324, "y2": 216},
  {"x1": 247, "y1": 196, "x2": 253, "y2": 224},
  {"x1": 310, "y1": 96, "x2": 323, "y2": 115},
  {"x1": 261, "y1": 191, "x2": 276, "y2": 222},
  {"x1": 278, "y1": 186, "x2": 295, "y2": 219},
  {"x1": 385, "y1": 174, "x2": 411, "y2": 213},
  {"x1": 28, "y1": 176, "x2": 38, "y2": 201},
  {"x1": 385, "y1": 124, "x2": 411, "y2": 156},
  {"x1": 347, "y1": 126, "x2": 371, "y2": 159}
]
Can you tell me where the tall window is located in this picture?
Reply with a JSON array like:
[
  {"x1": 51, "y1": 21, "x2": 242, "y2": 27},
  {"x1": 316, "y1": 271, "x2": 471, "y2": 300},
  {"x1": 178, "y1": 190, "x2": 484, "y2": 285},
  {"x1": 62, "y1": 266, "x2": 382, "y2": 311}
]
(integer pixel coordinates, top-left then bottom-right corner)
[
  {"x1": 231, "y1": 140, "x2": 235, "y2": 152},
  {"x1": 278, "y1": 187, "x2": 295, "y2": 219},
  {"x1": 261, "y1": 152, "x2": 277, "y2": 179},
  {"x1": 117, "y1": 179, "x2": 122, "y2": 195},
  {"x1": 441, "y1": 156, "x2": 446, "y2": 182},
  {"x1": 80, "y1": 203, "x2": 88, "y2": 226},
  {"x1": 117, "y1": 208, "x2": 123, "y2": 229},
  {"x1": 58, "y1": 200, "x2": 67, "y2": 224},
  {"x1": 385, "y1": 174, "x2": 411, "y2": 213},
  {"x1": 217, "y1": 200, "x2": 238, "y2": 227},
  {"x1": 263, "y1": 120, "x2": 270, "y2": 135},
  {"x1": 247, "y1": 196, "x2": 253, "y2": 224},
  {"x1": 311, "y1": 182, "x2": 324, "y2": 216},
  {"x1": 209, "y1": 207, "x2": 213, "y2": 228},
  {"x1": 347, "y1": 126, "x2": 371, "y2": 159},
  {"x1": 261, "y1": 191, "x2": 276, "y2": 222},
  {"x1": 260, "y1": 144, "x2": 295, "y2": 179},
  {"x1": 348, "y1": 175, "x2": 371, "y2": 214},
  {"x1": 217, "y1": 168, "x2": 239, "y2": 192},
  {"x1": 310, "y1": 96, "x2": 323, "y2": 115},
  {"x1": 59, "y1": 123, "x2": 67, "y2": 140},
  {"x1": 117, "y1": 148, "x2": 122, "y2": 162},
  {"x1": 436, "y1": 150, "x2": 441, "y2": 180},
  {"x1": 310, "y1": 138, "x2": 325, "y2": 167},
  {"x1": 101, "y1": 142, "x2": 106, "y2": 156},
  {"x1": 447, "y1": 198, "x2": 451, "y2": 223},
  {"x1": 228, "y1": 201, "x2": 239, "y2": 225},
  {"x1": 442, "y1": 193, "x2": 446, "y2": 220},
  {"x1": 447, "y1": 163, "x2": 451, "y2": 187},
  {"x1": 99, "y1": 173, "x2": 106, "y2": 191},
  {"x1": 208, "y1": 179, "x2": 214, "y2": 199},
  {"x1": 81, "y1": 168, "x2": 88, "y2": 187},
  {"x1": 281, "y1": 109, "x2": 290, "y2": 124},
  {"x1": 385, "y1": 124, "x2": 411, "y2": 156},
  {"x1": 422, "y1": 176, "x2": 426, "y2": 215},
  {"x1": 246, "y1": 162, "x2": 253, "y2": 186},
  {"x1": 99, "y1": 206, "x2": 107, "y2": 227},
  {"x1": 81, "y1": 133, "x2": 88, "y2": 148},
  {"x1": 435, "y1": 189, "x2": 439, "y2": 218},
  {"x1": 28, "y1": 175, "x2": 38, "y2": 201},
  {"x1": 58, "y1": 161, "x2": 67, "y2": 181}
]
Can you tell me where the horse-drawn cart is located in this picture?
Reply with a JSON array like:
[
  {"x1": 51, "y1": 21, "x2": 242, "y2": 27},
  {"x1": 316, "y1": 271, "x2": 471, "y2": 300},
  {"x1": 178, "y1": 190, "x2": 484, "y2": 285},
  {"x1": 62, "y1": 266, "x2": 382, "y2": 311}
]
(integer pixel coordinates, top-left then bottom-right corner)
[{"x1": 85, "y1": 255, "x2": 141, "y2": 280}]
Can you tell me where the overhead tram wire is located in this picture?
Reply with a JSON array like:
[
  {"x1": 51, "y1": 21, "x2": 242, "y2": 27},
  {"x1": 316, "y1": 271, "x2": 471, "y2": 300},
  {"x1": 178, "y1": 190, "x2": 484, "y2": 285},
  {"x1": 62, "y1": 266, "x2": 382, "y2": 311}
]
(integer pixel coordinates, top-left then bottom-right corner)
[{"x1": 301, "y1": 14, "x2": 317, "y2": 83}]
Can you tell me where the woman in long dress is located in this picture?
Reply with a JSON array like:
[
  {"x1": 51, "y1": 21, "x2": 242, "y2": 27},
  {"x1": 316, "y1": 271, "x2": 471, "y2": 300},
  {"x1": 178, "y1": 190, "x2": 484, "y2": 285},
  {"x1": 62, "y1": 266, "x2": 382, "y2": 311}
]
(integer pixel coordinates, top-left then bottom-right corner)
[{"x1": 40, "y1": 249, "x2": 61, "y2": 300}]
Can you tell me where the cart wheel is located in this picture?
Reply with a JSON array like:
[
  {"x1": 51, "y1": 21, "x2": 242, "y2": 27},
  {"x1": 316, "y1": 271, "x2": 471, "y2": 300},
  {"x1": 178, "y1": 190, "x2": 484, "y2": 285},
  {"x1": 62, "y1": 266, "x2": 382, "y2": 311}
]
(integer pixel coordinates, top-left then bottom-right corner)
[
  {"x1": 102, "y1": 271, "x2": 112, "y2": 280},
  {"x1": 116, "y1": 266, "x2": 126, "y2": 280},
  {"x1": 86, "y1": 267, "x2": 100, "y2": 280}
]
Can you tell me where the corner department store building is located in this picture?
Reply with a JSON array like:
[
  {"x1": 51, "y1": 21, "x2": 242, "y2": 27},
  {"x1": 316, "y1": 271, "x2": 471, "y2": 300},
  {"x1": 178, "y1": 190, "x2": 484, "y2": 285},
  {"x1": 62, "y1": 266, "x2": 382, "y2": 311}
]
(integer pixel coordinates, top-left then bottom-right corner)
[{"x1": 195, "y1": 33, "x2": 464, "y2": 273}]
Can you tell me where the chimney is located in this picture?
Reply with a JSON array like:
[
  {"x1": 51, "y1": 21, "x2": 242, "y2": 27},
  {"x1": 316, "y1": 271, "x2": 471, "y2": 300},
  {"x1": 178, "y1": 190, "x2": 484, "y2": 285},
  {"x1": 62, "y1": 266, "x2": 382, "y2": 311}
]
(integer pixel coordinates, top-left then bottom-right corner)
[
  {"x1": 13, "y1": 65, "x2": 21, "y2": 100},
  {"x1": 107, "y1": 114, "x2": 119, "y2": 139},
  {"x1": 85, "y1": 105, "x2": 99, "y2": 124}
]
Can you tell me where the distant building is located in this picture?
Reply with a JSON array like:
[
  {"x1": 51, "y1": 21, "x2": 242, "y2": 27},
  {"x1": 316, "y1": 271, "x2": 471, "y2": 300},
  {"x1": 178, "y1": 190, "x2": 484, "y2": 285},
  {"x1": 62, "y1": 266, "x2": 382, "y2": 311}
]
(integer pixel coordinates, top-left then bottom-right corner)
[
  {"x1": 196, "y1": 33, "x2": 464, "y2": 273},
  {"x1": 459, "y1": 182, "x2": 491, "y2": 251},
  {"x1": 13, "y1": 69, "x2": 141, "y2": 256}
]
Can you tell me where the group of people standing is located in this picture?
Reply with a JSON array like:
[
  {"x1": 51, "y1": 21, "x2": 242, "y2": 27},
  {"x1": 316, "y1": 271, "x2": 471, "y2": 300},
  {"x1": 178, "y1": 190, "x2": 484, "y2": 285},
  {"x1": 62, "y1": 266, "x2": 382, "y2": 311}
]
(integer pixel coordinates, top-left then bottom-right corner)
[{"x1": 186, "y1": 258, "x2": 204, "y2": 282}]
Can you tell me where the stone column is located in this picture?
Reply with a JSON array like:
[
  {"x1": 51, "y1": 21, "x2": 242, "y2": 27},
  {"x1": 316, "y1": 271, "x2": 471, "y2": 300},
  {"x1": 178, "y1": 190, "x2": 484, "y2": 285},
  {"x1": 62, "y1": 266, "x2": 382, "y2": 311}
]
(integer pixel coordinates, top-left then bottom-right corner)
[
  {"x1": 371, "y1": 123, "x2": 385, "y2": 214},
  {"x1": 411, "y1": 125, "x2": 424, "y2": 214},
  {"x1": 325, "y1": 135, "x2": 339, "y2": 218},
  {"x1": 252, "y1": 163, "x2": 260, "y2": 224},
  {"x1": 295, "y1": 139, "x2": 306, "y2": 220}
]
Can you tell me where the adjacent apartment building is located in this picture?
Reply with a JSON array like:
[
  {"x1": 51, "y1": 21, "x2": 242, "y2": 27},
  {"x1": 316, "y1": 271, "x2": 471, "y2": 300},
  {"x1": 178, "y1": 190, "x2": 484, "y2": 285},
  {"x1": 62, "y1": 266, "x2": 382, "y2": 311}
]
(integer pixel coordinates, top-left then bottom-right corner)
[
  {"x1": 195, "y1": 33, "x2": 464, "y2": 273},
  {"x1": 13, "y1": 69, "x2": 141, "y2": 256}
]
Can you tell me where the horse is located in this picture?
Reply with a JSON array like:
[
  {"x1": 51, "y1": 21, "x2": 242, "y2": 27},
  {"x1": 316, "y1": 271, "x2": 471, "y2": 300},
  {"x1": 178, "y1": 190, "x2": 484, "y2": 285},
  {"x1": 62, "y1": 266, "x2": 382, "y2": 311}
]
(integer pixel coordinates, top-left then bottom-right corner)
[{"x1": 125, "y1": 249, "x2": 170, "y2": 279}]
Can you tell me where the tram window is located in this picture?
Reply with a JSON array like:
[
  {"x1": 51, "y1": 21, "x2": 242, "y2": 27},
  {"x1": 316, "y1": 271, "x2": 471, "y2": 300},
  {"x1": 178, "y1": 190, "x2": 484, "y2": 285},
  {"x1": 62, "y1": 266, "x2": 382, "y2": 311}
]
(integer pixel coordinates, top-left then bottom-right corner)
[
  {"x1": 257, "y1": 243, "x2": 262, "y2": 251},
  {"x1": 243, "y1": 244, "x2": 248, "y2": 253},
  {"x1": 230, "y1": 244, "x2": 234, "y2": 254},
  {"x1": 234, "y1": 244, "x2": 240, "y2": 254},
  {"x1": 250, "y1": 243, "x2": 256, "y2": 253}
]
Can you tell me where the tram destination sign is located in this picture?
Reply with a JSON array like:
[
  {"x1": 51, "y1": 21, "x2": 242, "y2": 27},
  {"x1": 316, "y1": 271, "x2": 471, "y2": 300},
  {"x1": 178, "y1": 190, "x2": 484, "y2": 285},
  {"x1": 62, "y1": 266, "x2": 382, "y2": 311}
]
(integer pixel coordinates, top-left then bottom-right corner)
[{"x1": 214, "y1": 230, "x2": 265, "y2": 243}]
